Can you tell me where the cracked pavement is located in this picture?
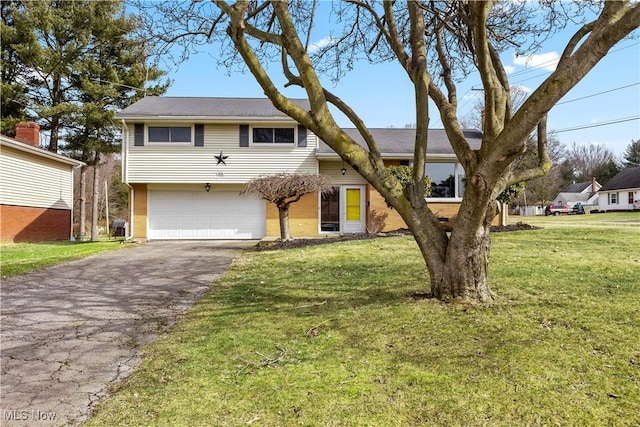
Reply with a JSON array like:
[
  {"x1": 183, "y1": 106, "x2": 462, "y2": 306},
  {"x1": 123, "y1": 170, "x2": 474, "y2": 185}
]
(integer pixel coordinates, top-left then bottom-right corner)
[{"x1": 0, "y1": 240, "x2": 255, "y2": 427}]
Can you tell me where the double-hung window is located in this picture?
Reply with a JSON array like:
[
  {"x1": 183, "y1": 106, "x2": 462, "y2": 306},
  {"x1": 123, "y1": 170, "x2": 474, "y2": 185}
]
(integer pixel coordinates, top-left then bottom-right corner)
[
  {"x1": 148, "y1": 126, "x2": 192, "y2": 143},
  {"x1": 609, "y1": 192, "x2": 618, "y2": 204},
  {"x1": 253, "y1": 127, "x2": 295, "y2": 144}
]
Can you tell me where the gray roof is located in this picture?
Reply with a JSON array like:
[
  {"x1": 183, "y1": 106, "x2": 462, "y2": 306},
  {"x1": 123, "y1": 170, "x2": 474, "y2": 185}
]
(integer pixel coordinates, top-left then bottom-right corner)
[
  {"x1": 317, "y1": 128, "x2": 483, "y2": 156},
  {"x1": 561, "y1": 181, "x2": 592, "y2": 193},
  {"x1": 599, "y1": 167, "x2": 640, "y2": 191},
  {"x1": 117, "y1": 96, "x2": 311, "y2": 119}
]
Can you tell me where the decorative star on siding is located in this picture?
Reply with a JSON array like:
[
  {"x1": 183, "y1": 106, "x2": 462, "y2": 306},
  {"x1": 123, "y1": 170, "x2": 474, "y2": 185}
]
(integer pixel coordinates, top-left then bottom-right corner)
[{"x1": 215, "y1": 151, "x2": 229, "y2": 165}]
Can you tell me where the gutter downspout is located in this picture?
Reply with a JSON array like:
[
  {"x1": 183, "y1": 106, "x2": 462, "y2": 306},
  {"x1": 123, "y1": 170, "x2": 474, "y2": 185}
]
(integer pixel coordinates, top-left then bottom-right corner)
[{"x1": 121, "y1": 119, "x2": 134, "y2": 240}]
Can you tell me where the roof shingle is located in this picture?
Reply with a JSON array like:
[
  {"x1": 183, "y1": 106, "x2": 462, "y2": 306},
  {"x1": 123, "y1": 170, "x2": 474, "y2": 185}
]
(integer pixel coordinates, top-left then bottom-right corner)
[
  {"x1": 599, "y1": 167, "x2": 640, "y2": 191},
  {"x1": 116, "y1": 96, "x2": 310, "y2": 119}
]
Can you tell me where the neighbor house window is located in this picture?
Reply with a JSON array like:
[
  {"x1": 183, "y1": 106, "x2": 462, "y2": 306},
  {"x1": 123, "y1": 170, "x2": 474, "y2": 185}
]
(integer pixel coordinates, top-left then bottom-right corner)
[
  {"x1": 629, "y1": 192, "x2": 634, "y2": 204},
  {"x1": 425, "y1": 162, "x2": 465, "y2": 199},
  {"x1": 148, "y1": 126, "x2": 192, "y2": 143},
  {"x1": 609, "y1": 192, "x2": 618, "y2": 204},
  {"x1": 253, "y1": 127, "x2": 295, "y2": 144}
]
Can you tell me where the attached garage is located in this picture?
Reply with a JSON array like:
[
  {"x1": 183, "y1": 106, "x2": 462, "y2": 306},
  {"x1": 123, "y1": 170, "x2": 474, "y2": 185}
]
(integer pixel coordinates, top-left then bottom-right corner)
[{"x1": 147, "y1": 189, "x2": 265, "y2": 240}]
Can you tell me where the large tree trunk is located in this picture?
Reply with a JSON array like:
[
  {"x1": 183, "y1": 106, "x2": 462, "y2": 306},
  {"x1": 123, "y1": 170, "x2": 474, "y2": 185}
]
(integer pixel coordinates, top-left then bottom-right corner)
[
  {"x1": 91, "y1": 154, "x2": 100, "y2": 242},
  {"x1": 78, "y1": 165, "x2": 87, "y2": 241},
  {"x1": 278, "y1": 205, "x2": 291, "y2": 241},
  {"x1": 400, "y1": 184, "x2": 497, "y2": 303},
  {"x1": 433, "y1": 225, "x2": 493, "y2": 302}
]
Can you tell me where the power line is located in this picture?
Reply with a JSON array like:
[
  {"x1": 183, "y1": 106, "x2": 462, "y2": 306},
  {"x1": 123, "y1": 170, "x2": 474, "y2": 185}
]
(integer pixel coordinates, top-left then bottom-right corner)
[
  {"x1": 471, "y1": 41, "x2": 640, "y2": 89},
  {"x1": 556, "y1": 82, "x2": 639, "y2": 105},
  {"x1": 554, "y1": 116, "x2": 640, "y2": 133},
  {"x1": 507, "y1": 41, "x2": 639, "y2": 79}
]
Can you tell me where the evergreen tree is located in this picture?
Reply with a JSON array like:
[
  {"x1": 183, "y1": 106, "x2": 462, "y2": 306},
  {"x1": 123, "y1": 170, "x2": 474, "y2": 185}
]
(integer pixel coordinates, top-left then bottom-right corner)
[
  {"x1": 63, "y1": 2, "x2": 168, "y2": 240},
  {"x1": 622, "y1": 140, "x2": 640, "y2": 168},
  {"x1": 4, "y1": 0, "x2": 169, "y2": 239},
  {"x1": 0, "y1": 1, "x2": 31, "y2": 136}
]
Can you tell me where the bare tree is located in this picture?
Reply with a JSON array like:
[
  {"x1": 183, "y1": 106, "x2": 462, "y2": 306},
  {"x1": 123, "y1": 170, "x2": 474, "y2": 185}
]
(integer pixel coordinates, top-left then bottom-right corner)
[
  {"x1": 140, "y1": 1, "x2": 640, "y2": 302},
  {"x1": 241, "y1": 173, "x2": 333, "y2": 241},
  {"x1": 461, "y1": 85, "x2": 531, "y2": 131},
  {"x1": 565, "y1": 142, "x2": 620, "y2": 184}
]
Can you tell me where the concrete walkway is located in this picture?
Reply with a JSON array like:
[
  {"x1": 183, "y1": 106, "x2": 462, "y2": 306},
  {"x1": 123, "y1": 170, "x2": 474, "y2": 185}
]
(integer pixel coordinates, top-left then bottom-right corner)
[{"x1": 0, "y1": 241, "x2": 255, "y2": 427}]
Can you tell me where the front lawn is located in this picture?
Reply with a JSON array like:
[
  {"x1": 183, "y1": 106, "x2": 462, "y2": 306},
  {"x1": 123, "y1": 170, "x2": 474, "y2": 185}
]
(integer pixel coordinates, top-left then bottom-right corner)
[
  {"x1": 1, "y1": 240, "x2": 125, "y2": 278},
  {"x1": 86, "y1": 226, "x2": 640, "y2": 426}
]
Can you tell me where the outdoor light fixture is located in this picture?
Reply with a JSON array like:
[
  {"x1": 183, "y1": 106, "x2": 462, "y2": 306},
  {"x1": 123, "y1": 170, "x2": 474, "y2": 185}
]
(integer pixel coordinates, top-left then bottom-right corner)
[
  {"x1": 204, "y1": 183, "x2": 211, "y2": 192},
  {"x1": 341, "y1": 160, "x2": 347, "y2": 176}
]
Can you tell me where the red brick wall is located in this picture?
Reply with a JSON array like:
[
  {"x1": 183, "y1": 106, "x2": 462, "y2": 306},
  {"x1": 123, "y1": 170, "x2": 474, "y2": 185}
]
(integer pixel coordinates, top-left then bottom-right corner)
[{"x1": 0, "y1": 204, "x2": 71, "y2": 243}]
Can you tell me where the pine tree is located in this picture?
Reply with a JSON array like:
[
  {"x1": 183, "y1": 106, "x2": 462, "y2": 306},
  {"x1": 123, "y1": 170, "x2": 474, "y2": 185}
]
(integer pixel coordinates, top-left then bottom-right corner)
[{"x1": 622, "y1": 140, "x2": 640, "y2": 168}]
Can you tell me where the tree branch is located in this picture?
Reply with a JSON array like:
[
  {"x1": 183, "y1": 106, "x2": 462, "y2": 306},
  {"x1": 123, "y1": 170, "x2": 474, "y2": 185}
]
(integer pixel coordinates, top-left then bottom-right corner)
[{"x1": 508, "y1": 115, "x2": 551, "y2": 185}]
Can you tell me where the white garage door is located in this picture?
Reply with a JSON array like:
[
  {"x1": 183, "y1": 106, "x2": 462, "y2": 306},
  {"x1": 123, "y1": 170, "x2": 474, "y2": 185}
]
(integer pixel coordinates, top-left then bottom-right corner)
[{"x1": 148, "y1": 190, "x2": 265, "y2": 240}]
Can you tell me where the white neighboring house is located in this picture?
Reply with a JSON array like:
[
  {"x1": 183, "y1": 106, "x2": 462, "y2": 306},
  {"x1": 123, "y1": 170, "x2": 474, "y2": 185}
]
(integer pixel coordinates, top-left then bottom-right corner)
[
  {"x1": 598, "y1": 167, "x2": 640, "y2": 212},
  {"x1": 552, "y1": 178, "x2": 601, "y2": 209}
]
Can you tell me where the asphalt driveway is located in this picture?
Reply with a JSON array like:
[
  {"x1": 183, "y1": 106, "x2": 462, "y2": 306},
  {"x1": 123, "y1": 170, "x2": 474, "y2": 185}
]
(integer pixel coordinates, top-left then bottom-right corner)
[{"x1": 0, "y1": 240, "x2": 256, "y2": 427}]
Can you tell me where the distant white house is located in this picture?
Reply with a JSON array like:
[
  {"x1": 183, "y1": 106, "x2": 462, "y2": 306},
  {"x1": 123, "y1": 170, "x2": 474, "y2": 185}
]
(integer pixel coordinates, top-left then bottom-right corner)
[
  {"x1": 552, "y1": 178, "x2": 601, "y2": 209},
  {"x1": 598, "y1": 167, "x2": 640, "y2": 212}
]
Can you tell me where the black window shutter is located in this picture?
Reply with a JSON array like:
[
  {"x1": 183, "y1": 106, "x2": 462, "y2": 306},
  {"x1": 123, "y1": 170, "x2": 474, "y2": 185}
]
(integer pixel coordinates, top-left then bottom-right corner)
[
  {"x1": 239, "y1": 124, "x2": 249, "y2": 147},
  {"x1": 194, "y1": 124, "x2": 204, "y2": 146},
  {"x1": 134, "y1": 124, "x2": 144, "y2": 146},
  {"x1": 297, "y1": 125, "x2": 307, "y2": 147}
]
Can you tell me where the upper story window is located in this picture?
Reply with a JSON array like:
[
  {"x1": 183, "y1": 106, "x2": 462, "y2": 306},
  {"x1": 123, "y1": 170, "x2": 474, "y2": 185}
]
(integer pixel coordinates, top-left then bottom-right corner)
[
  {"x1": 148, "y1": 126, "x2": 192, "y2": 143},
  {"x1": 253, "y1": 127, "x2": 295, "y2": 144},
  {"x1": 425, "y1": 162, "x2": 465, "y2": 199}
]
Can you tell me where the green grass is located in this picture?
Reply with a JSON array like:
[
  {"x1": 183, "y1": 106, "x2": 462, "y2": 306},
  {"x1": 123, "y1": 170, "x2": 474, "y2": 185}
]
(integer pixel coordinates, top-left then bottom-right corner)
[
  {"x1": 1, "y1": 240, "x2": 125, "y2": 278},
  {"x1": 513, "y1": 211, "x2": 640, "y2": 228},
  {"x1": 85, "y1": 226, "x2": 640, "y2": 426}
]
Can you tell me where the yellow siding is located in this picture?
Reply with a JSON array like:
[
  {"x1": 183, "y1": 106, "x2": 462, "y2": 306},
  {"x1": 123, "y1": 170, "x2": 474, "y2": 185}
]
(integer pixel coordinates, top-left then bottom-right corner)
[
  {"x1": 0, "y1": 145, "x2": 74, "y2": 210},
  {"x1": 132, "y1": 183, "x2": 147, "y2": 238},
  {"x1": 368, "y1": 188, "x2": 406, "y2": 231},
  {"x1": 126, "y1": 123, "x2": 318, "y2": 183},
  {"x1": 266, "y1": 192, "x2": 319, "y2": 238}
]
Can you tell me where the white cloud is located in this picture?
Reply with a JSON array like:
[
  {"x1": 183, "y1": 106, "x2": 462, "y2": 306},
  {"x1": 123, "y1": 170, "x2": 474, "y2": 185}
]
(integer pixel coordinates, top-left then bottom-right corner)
[
  {"x1": 504, "y1": 65, "x2": 516, "y2": 74},
  {"x1": 513, "y1": 51, "x2": 559, "y2": 72},
  {"x1": 307, "y1": 37, "x2": 335, "y2": 54}
]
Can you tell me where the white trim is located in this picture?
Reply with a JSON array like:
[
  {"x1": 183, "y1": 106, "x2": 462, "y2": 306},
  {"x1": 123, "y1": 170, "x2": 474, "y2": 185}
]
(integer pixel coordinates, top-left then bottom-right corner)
[
  {"x1": 426, "y1": 197, "x2": 463, "y2": 203},
  {"x1": 118, "y1": 116, "x2": 299, "y2": 123},
  {"x1": 315, "y1": 152, "x2": 458, "y2": 160}
]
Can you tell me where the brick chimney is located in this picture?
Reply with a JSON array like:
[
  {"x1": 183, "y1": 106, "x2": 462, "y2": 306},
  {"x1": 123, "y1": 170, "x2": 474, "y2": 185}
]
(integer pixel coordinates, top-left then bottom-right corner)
[
  {"x1": 15, "y1": 122, "x2": 41, "y2": 147},
  {"x1": 591, "y1": 176, "x2": 597, "y2": 193}
]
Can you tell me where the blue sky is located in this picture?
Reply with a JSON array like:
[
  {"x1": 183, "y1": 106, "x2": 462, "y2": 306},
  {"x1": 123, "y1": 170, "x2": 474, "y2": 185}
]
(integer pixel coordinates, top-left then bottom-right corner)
[{"x1": 157, "y1": 5, "x2": 640, "y2": 157}]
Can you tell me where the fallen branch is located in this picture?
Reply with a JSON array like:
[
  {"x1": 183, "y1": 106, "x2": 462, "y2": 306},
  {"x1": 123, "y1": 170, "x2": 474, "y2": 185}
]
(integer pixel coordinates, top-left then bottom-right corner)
[{"x1": 296, "y1": 300, "x2": 327, "y2": 309}]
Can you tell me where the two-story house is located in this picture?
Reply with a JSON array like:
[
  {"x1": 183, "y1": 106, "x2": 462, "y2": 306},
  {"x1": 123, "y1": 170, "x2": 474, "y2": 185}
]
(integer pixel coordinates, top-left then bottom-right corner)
[{"x1": 117, "y1": 96, "x2": 482, "y2": 240}]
